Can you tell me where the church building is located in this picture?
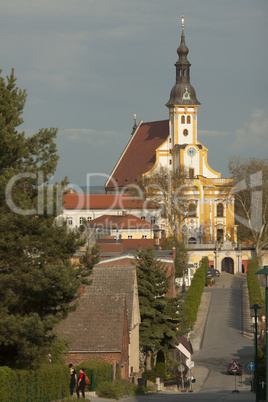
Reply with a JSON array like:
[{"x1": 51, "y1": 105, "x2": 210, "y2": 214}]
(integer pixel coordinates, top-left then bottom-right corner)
[
  {"x1": 105, "y1": 16, "x2": 235, "y2": 246},
  {"x1": 63, "y1": 17, "x2": 264, "y2": 274}
]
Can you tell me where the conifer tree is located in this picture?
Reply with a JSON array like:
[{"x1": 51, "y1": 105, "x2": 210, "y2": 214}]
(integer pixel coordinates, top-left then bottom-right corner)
[
  {"x1": 135, "y1": 247, "x2": 179, "y2": 358},
  {"x1": 0, "y1": 69, "x2": 99, "y2": 368}
]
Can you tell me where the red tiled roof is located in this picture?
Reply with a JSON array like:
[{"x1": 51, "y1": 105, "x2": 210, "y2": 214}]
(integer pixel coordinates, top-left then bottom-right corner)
[
  {"x1": 97, "y1": 241, "x2": 123, "y2": 253},
  {"x1": 88, "y1": 214, "x2": 158, "y2": 230},
  {"x1": 122, "y1": 238, "x2": 166, "y2": 250},
  {"x1": 106, "y1": 120, "x2": 169, "y2": 191},
  {"x1": 63, "y1": 193, "x2": 157, "y2": 210}
]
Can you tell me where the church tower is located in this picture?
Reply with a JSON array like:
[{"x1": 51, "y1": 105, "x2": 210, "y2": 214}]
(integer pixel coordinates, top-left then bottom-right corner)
[{"x1": 165, "y1": 16, "x2": 219, "y2": 179}]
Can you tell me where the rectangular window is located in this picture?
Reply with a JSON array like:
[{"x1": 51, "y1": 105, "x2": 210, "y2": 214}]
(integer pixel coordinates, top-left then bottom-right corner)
[
  {"x1": 189, "y1": 168, "x2": 195, "y2": 178},
  {"x1": 169, "y1": 159, "x2": 172, "y2": 165},
  {"x1": 194, "y1": 262, "x2": 199, "y2": 270},
  {"x1": 79, "y1": 217, "x2": 84, "y2": 225},
  {"x1": 151, "y1": 217, "x2": 156, "y2": 224}
]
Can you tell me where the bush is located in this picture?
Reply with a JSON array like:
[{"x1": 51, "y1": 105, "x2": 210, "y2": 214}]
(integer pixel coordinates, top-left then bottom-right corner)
[
  {"x1": 179, "y1": 257, "x2": 209, "y2": 334},
  {"x1": 0, "y1": 367, "x2": 16, "y2": 402},
  {"x1": 97, "y1": 379, "x2": 146, "y2": 399},
  {"x1": 75, "y1": 361, "x2": 112, "y2": 390},
  {"x1": 0, "y1": 364, "x2": 70, "y2": 401},
  {"x1": 247, "y1": 258, "x2": 264, "y2": 312}
]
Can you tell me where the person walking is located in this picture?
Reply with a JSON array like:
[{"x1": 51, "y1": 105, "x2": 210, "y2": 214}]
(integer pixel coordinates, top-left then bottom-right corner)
[
  {"x1": 69, "y1": 364, "x2": 77, "y2": 396},
  {"x1": 76, "y1": 368, "x2": 86, "y2": 399}
]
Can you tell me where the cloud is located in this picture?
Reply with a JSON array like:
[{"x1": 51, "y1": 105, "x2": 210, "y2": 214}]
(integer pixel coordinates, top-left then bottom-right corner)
[
  {"x1": 199, "y1": 129, "x2": 230, "y2": 136},
  {"x1": 62, "y1": 128, "x2": 120, "y2": 146},
  {"x1": 232, "y1": 108, "x2": 268, "y2": 153}
]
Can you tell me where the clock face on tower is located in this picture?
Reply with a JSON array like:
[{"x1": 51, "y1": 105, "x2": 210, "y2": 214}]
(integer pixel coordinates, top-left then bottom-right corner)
[{"x1": 187, "y1": 147, "x2": 196, "y2": 156}]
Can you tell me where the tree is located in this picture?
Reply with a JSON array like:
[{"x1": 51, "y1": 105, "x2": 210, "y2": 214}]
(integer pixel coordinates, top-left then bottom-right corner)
[
  {"x1": 129, "y1": 166, "x2": 188, "y2": 238},
  {"x1": 161, "y1": 236, "x2": 188, "y2": 278},
  {"x1": 0, "y1": 69, "x2": 99, "y2": 368},
  {"x1": 135, "y1": 247, "x2": 179, "y2": 361},
  {"x1": 228, "y1": 157, "x2": 268, "y2": 267}
]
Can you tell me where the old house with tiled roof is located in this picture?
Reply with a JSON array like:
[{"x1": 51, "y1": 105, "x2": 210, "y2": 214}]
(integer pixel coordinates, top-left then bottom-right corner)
[
  {"x1": 57, "y1": 265, "x2": 140, "y2": 378},
  {"x1": 61, "y1": 192, "x2": 160, "y2": 231},
  {"x1": 87, "y1": 213, "x2": 159, "y2": 240}
]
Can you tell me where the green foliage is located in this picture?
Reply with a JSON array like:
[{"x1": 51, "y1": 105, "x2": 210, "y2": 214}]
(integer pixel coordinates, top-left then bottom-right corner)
[
  {"x1": 161, "y1": 236, "x2": 188, "y2": 277},
  {"x1": 76, "y1": 361, "x2": 113, "y2": 390},
  {"x1": 179, "y1": 257, "x2": 209, "y2": 334},
  {"x1": 206, "y1": 278, "x2": 215, "y2": 286},
  {"x1": 135, "y1": 247, "x2": 179, "y2": 354},
  {"x1": 0, "y1": 364, "x2": 69, "y2": 401},
  {"x1": 0, "y1": 366, "x2": 16, "y2": 402},
  {"x1": 97, "y1": 379, "x2": 146, "y2": 400},
  {"x1": 0, "y1": 69, "x2": 100, "y2": 368},
  {"x1": 247, "y1": 258, "x2": 264, "y2": 312}
]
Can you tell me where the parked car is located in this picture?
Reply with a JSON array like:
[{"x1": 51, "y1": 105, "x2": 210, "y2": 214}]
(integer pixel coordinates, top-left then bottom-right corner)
[
  {"x1": 227, "y1": 361, "x2": 242, "y2": 375},
  {"x1": 208, "y1": 268, "x2": 220, "y2": 277}
]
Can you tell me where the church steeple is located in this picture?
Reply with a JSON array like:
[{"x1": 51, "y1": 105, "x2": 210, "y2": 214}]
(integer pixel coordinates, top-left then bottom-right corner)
[{"x1": 166, "y1": 16, "x2": 200, "y2": 106}]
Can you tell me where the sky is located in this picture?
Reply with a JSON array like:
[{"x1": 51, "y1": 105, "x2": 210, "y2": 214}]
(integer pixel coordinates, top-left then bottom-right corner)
[{"x1": 1, "y1": 0, "x2": 268, "y2": 188}]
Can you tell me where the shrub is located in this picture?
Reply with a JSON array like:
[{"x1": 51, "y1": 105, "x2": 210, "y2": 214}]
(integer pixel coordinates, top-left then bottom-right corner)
[
  {"x1": 1, "y1": 364, "x2": 70, "y2": 401},
  {"x1": 179, "y1": 257, "x2": 209, "y2": 334},
  {"x1": 247, "y1": 258, "x2": 264, "y2": 312},
  {"x1": 97, "y1": 379, "x2": 146, "y2": 399},
  {"x1": 75, "y1": 361, "x2": 113, "y2": 390}
]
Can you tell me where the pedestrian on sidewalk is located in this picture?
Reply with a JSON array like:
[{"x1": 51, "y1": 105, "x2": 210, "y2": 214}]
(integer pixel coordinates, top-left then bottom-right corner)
[
  {"x1": 76, "y1": 368, "x2": 86, "y2": 399},
  {"x1": 69, "y1": 363, "x2": 77, "y2": 396}
]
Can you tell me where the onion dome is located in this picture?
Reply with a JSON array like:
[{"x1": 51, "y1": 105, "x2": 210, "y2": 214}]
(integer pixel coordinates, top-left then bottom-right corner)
[{"x1": 166, "y1": 16, "x2": 200, "y2": 106}]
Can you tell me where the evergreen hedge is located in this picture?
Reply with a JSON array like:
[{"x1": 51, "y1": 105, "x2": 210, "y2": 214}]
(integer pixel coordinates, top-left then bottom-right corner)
[
  {"x1": 0, "y1": 364, "x2": 69, "y2": 402},
  {"x1": 76, "y1": 361, "x2": 113, "y2": 390},
  {"x1": 179, "y1": 257, "x2": 209, "y2": 334},
  {"x1": 247, "y1": 258, "x2": 264, "y2": 312},
  {"x1": 0, "y1": 361, "x2": 112, "y2": 401}
]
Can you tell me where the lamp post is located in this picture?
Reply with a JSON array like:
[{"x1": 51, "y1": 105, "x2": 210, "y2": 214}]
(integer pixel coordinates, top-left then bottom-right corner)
[
  {"x1": 250, "y1": 303, "x2": 262, "y2": 401},
  {"x1": 255, "y1": 265, "x2": 268, "y2": 402}
]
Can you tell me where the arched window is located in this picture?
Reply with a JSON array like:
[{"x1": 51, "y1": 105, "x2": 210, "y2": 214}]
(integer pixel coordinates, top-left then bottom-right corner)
[
  {"x1": 183, "y1": 128, "x2": 188, "y2": 136},
  {"x1": 187, "y1": 115, "x2": 191, "y2": 124},
  {"x1": 183, "y1": 69, "x2": 186, "y2": 77},
  {"x1": 188, "y1": 237, "x2": 197, "y2": 244},
  {"x1": 181, "y1": 115, "x2": 185, "y2": 124},
  {"x1": 217, "y1": 203, "x2": 224, "y2": 217},
  {"x1": 188, "y1": 203, "x2": 196, "y2": 217},
  {"x1": 217, "y1": 229, "x2": 223, "y2": 242},
  {"x1": 179, "y1": 69, "x2": 182, "y2": 77}
]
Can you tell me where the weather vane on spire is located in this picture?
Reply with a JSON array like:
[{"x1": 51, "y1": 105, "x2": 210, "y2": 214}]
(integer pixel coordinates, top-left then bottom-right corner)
[{"x1": 181, "y1": 15, "x2": 184, "y2": 29}]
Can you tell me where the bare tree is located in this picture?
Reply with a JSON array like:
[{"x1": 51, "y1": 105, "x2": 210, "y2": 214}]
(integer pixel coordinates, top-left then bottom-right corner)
[
  {"x1": 228, "y1": 156, "x2": 268, "y2": 266},
  {"x1": 129, "y1": 166, "x2": 188, "y2": 238}
]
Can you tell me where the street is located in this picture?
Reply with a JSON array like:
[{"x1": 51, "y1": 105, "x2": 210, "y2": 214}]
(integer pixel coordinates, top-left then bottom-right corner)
[{"x1": 193, "y1": 272, "x2": 254, "y2": 396}]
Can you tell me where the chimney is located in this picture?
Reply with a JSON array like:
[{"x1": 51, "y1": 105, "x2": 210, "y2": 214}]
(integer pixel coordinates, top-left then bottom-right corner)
[{"x1": 172, "y1": 247, "x2": 176, "y2": 260}]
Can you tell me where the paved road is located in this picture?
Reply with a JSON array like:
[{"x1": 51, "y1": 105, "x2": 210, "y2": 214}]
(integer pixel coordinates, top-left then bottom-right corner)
[{"x1": 193, "y1": 272, "x2": 255, "y2": 397}]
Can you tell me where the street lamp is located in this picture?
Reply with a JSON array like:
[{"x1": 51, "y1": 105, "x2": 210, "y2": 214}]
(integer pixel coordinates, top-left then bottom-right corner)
[
  {"x1": 250, "y1": 303, "x2": 262, "y2": 401},
  {"x1": 255, "y1": 265, "x2": 268, "y2": 402}
]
